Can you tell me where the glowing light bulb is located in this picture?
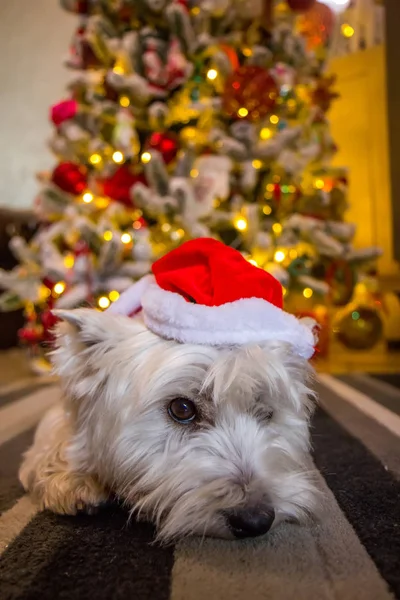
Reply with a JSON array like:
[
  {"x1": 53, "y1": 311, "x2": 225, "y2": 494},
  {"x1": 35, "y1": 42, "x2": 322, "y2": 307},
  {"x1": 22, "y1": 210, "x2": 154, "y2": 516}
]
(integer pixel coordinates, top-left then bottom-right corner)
[
  {"x1": 260, "y1": 127, "x2": 272, "y2": 140},
  {"x1": 190, "y1": 168, "x2": 199, "y2": 178},
  {"x1": 274, "y1": 250, "x2": 286, "y2": 263},
  {"x1": 161, "y1": 223, "x2": 171, "y2": 233},
  {"x1": 242, "y1": 48, "x2": 252, "y2": 57},
  {"x1": 98, "y1": 296, "x2": 111, "y2": 309},
  {"x1": 303, "y1": 287, "x2": 313, "y2": 299},
  {"x1": 119, "y1": 95, "x2": 130, "y2": 107},
  {"x1": 103, "y1": 230, "x2": 113, "y2": 241},
  {"x1": 341, "y1": 23, "x2": 355, "y2": 38},
  {"x1": 82, "y1": 192, "x2": 93, "y2": 203},
  {"x1": 238, "y1": 107, "x2": 249, "y2": 118},
  {"x1": 64, "y1": 254, "x2": 75, "y2": 269},
  {"x1": 109, "y1": 290, "x2": 120, "y2": 302},
  {"x1": 112, "y1": 151, "x2": 124, "y2": 164},
  {"x1": 89, "y1": 153, "x2": 102, "y2": 166},
  {"x1": 234, "y1": 217, "x2": 248, "y2": 231},
  {"x1": 270, "y1": 115, "x2": 279, "y2": 125},
  {"x1": 248, "y1": 259, "x2": 258, "y2": 266},
  {"x1": 252, "y1": 159, "x2": 262, "y2": 170},
  {"x1": 314, "y1": 178, "x2": 325, "y2": 190},
  {"x1": 141, "y1": 152, "x2": 152, "y2": 163},
  {"x1": 207, "y1": 69, "x2": 218, "y2": 81},
  {"x1": 54, "y1": 282, "x2": 66, "y2": 295},
  {"x1": 121, "y1": 233, "x2": 132, "y2": 244},
  {"x1": 272, "y1": 223, "x2": 282, "y2": 235},
  {"x1": 263, "y1": 205, "x2": 272, "y2": 215}
]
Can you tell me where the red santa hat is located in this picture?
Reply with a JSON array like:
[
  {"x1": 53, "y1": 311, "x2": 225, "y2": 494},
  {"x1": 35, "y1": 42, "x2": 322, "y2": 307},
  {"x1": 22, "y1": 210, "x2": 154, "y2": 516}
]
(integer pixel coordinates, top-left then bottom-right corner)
[{"x1": 107, "y1": 238, "x2": 317, "y2": 359}]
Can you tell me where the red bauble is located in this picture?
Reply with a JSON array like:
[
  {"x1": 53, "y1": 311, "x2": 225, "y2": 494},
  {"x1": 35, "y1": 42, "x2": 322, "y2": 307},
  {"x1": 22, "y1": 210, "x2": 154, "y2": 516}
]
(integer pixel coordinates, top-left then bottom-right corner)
[
  {"x1": 147, "y1": 133, "x2": 179, "y2": 165},
  {"x1": 51, "y1": 162, "x2": 88, "y2": 195},
  {"x1": 287, "y1": 0, "x2": 316, "y2": 12},
  {"x1": 222, "y1": 66, "x2": 278, "y2": 122},
  {"x1": 101, "y1": 165, "x2": 146, "y2": 206},
  {"x1": 298, "y1": 2, "x2": 335, "y2": 49},
  {"x1": 41, "y1": 310, "x2": 59, "y2": 331},
  {"x1": 18, "y1": 326, "x2": 44, "y2": 345}
]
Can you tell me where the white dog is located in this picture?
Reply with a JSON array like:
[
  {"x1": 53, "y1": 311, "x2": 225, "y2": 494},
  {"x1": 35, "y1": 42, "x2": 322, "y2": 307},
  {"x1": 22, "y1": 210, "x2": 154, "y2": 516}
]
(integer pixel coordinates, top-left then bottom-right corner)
[{"x1": 19, "y1": 239, "x2": 319, "y2": 541}]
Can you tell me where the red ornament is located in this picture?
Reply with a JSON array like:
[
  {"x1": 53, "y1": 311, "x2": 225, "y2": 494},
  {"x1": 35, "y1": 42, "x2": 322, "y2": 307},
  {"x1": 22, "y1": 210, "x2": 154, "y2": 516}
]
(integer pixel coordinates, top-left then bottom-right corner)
[
  {"x1": 51, "y1": 100, "x2": 78, "y2": 126},
  {"x1": 41, "y1": 310, "x2": 59, "y2": 342},
  {"x1": 61, "y1": 0, "x2": 90, "y2": 14},
  {"x1": 147, "y1": 133, "x2": 179, "y2": 165},
  {"x1": 100, "y1": 165, "x2": 146, "y2": 206},
  {"x1": 51, "y1": 162, "x2": 88, "y2": 195},
  {"x1": 298, "y1": 2, "x2": 335, "y2": 49},
  {"x1": 18, "y1": 326, "x2": 44, "y2": 345},
  {"x1": 287, "y1": 0, "x2": 316, "y2": 12},
  {"x1": 222, "y1": 66, "x2": 278, "y2": 122}
]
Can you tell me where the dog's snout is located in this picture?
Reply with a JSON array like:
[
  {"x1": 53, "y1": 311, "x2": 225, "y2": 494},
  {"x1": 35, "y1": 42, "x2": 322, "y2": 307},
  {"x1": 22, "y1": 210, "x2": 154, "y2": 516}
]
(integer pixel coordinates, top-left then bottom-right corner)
[{"x1": 225, "y1": 506, "x2": 275, "y2": 539}]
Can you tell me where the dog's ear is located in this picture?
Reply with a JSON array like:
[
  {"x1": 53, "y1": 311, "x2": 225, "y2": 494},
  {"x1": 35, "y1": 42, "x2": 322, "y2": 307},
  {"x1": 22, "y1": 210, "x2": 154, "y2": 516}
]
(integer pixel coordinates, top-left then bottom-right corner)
[{"x1": 53, "y1": 308, "x2": 114, "y2": 348}]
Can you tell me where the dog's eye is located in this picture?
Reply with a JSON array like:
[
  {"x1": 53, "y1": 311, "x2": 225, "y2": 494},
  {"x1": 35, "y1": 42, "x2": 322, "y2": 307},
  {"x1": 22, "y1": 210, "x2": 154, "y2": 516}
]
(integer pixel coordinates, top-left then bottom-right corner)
[{"x1": 168, "y1": 398, "x2": 197, "y2": 424}]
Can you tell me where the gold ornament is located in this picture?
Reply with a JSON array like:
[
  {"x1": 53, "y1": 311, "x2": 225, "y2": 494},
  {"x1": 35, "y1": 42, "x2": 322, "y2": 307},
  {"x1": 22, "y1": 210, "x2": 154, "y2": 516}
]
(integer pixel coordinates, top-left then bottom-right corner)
[{"x1": 335, "y1": 305, "x2": 383, "y2": 350}]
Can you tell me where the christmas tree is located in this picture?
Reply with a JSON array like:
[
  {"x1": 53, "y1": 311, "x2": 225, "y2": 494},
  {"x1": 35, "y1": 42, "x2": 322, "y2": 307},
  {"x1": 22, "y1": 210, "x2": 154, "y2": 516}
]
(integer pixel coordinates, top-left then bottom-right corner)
[{"x1": 0, "y1": 0, "x2": 382, "y2": 372}]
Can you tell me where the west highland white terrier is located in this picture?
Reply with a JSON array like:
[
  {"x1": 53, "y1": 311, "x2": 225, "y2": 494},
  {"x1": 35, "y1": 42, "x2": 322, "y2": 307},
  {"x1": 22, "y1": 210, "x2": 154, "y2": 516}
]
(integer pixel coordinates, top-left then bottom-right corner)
[{"x1": 20, "y1": 239, "x2": 319, "y2": 541}]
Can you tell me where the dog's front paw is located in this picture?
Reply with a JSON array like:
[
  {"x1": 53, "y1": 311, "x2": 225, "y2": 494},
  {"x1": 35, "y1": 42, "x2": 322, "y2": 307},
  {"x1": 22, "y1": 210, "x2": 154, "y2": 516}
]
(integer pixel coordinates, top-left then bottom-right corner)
[{"x1": 38, "y1": 474, "x2": 109, "y2": 516}]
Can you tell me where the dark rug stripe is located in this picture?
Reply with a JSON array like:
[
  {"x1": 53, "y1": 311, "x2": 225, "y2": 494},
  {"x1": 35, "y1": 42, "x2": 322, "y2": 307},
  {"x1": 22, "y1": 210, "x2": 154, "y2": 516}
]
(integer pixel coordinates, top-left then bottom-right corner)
[
  {"x1": 0, "y1": 428, "x2": 35, "y2": 515},
  {"x1": 0, "y1": 508, "x2": 174, "y2": 600},
  {"x1": 0, "y1": 382, "x2": 55, "y2": 410},
  {"x1": 371, "y1": 373, "x2": 400, "y2": 392},
  {"x1": 337, "y1": 375, "x2": 400, "y2": 417},
  {"x1": 311, "y1": 406, "x2": 400, "y2": 599}
]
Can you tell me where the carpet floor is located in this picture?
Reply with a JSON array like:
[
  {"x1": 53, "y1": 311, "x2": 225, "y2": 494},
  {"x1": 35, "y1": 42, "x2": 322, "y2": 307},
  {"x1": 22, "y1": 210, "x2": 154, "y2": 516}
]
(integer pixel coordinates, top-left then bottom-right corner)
[{"x1": 0, "y1": 372, "x2": 399, "y2": 600}]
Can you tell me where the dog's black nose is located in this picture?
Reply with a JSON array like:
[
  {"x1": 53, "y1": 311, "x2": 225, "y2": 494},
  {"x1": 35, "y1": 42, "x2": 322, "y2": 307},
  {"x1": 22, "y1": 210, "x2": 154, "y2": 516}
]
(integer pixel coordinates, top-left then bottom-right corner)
[{"x1": 226, "y1": 507, "x2": 275, "y2": 539}]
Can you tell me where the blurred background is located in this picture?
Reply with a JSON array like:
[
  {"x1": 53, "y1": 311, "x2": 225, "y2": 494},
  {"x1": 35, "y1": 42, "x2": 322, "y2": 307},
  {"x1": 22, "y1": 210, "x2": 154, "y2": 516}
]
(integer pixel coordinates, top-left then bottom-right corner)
[{"x1": 0, "y1": 0, "x2": 399, "y2": 378}]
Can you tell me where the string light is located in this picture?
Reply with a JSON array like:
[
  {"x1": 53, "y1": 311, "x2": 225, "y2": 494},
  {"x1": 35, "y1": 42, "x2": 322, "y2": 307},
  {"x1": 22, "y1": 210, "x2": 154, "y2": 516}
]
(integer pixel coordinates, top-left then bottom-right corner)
[
  {"x1": 141, "y1": 152, "x2": 152, "y2": 163},
  {"x1": 314, "y1": 178, "x2": 324, "y2": 189},
  {"x1": 113, "y1": 62, "x2": 124, "y2": 75},
  {"x1": 54, "y1": 282, "x2": 66, "y2": 295},
  {"x1": 191, "y1": 6, "x2": 200, "y2": 14},
  {"x1": 190, "y1": 168, "x2": 199, "y2": 178},
  {"x1": 260, "y1": 128, "x2": 272, "y2": 140},
  {"x1": 121, "y1": 233, "x2": 132, "y2": 244},
  {"x1": 238, "y1": 107, "x2": 249, "y2": 118},
  {"x1": 266, "y1": 183, "x2": 275, "y2": 192},
  {"x1": 252, "y1": 159, "x2": 262, "y2": 169},
  {"x1": 161, "y1": 223, "x2": 171, "y2": 233},
  {"x1": 341, "y1": 23, "x2": 355, "y2": 38},
  {"x1": 119, "y1": 96, "x2": 130, "y2": 107},
  {"x1": 274, "y1": 250, "x2": 286, "y2": 263},
  {"x1": 289, "y1": 249, "x2": 298, "y2": 259},
  {"x1": 272, "y1": 223, "x2": 282, "y2": 235},
  {"x1": 242, "y1": 48, "x2": 252, "y2": 57},
  {"x1": 248, "y1": 259, "x2": 258, "y2": 267},
  {"x1": 263, "y1": 205, "x2": 272, "y2": 215},
  {"x1": 103, "y1": 230, "x2": 113, "y2": 241},
  {"x1": 234, "y1": 217, "x2": 248, "y2": 231},
  {"x1": 133, "y1": 220, "x2": 142, "y2": 230},
  {"x1": 207, "y1": 69, "x2": 218, "y2": 81},
  {"x1": 270, "y1": 115, "x2": 279, "y2": 125},
  {"x1": 98, "y1": 296, "x2": 111, "y2": 309},
  {"x1": 82, "y1": 192, "x2": 93, "y2": 203},
  {"x1": 303, "y1": 287, "x2": 313, "y2": 299},
  {"x1": 89, "y1": 153, "x2": 102, "y2": 165},
  {"x1": 112, "y1": 151, "x2": 124, "y2": 164},
  {"x1": 109, "y1": 290, "x2": 120, "y2": 302},
  {"x1": 64, "y1": 254, "x2": 75, "y2": 269}
]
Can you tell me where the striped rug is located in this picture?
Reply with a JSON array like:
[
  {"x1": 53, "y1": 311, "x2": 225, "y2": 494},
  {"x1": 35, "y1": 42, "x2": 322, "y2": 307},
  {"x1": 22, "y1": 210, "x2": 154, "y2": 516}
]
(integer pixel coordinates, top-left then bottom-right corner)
[{"x1": 0, "y1": 374, "x2": 399, "y2": 600}]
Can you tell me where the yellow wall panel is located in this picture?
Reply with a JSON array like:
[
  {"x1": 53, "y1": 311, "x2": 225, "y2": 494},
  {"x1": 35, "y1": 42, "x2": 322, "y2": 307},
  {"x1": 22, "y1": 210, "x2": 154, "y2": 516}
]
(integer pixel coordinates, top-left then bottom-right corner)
[{"x1": 328, "y1": 45, "x2": 397, "y2": 275}]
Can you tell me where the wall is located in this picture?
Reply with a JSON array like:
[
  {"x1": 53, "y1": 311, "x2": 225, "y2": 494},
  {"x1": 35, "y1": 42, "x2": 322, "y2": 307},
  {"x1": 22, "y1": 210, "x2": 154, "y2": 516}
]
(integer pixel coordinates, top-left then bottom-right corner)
[
  {"x1": 0, "y1": 0, "x2": 74, "y2": 210},
  {"x1": 328, "y1": 45, "x2": 398, "y2": 276}
]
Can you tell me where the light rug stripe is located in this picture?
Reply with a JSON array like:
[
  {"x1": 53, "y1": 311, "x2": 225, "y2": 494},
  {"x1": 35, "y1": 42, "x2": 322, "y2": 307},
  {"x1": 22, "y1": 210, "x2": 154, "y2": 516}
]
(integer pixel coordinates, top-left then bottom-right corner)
[
  {"x1": 170, "y1": 473, "x2": 393, "y2": 600},
  {"x1": 0, "y1": 386, "x2": 60, "y2": 446},
  {"x1": 0, "y1": 496, "x2": 38, "y2": 554},
  {"x1": 318, "y1": 374, "x2": 400, "y2": 438},
  {"x1": 315, "y1": 381, "x2": 400, "y2": 478}
]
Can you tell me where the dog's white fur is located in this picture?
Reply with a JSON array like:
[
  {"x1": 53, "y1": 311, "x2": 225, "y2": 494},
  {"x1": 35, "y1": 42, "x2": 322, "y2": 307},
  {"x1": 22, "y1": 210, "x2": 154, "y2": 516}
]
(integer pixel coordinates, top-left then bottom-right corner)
[{"x1": 19, "y1": 308, "x2": 319, "y2": 541}]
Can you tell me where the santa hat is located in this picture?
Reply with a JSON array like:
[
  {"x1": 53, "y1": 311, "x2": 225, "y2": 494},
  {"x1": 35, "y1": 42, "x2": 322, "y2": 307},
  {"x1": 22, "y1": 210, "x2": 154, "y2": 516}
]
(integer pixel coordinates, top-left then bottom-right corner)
[{"x1": 107, "y1": 238, "x2": 317, "y2": 359}]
